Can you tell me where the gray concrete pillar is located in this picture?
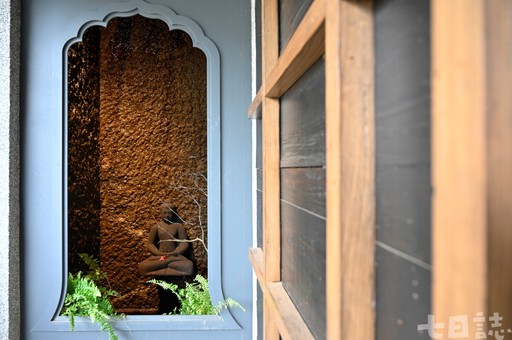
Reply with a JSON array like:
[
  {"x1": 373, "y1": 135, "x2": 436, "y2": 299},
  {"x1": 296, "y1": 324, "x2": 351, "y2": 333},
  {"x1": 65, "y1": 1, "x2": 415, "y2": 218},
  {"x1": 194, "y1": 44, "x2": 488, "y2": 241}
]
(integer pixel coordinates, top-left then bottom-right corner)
[{"x1": 0, "y1": 0, "x2": 20, "y2": 338}]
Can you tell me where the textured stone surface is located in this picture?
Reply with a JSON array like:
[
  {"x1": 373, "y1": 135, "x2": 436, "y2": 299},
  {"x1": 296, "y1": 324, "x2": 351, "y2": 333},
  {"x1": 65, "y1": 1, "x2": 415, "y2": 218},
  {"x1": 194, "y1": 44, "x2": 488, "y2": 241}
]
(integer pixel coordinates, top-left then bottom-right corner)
[
  {"x1": 68, "y1": 27, "x2": 101, "y2": 274},
  {"x1": 0, "y1": 0, "x2": 20, "y2": 338},
  {"x1": 67, "y1": 15, "x2": 207, "y2": 312}
]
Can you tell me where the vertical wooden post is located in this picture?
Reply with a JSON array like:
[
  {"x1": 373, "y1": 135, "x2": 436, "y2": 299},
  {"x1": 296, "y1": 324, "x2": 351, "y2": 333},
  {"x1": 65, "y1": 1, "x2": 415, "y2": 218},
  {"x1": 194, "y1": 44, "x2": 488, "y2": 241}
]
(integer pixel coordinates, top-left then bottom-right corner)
[
  {"x1": 325, "y1": 1, "x2": 375, "y2": 339},
  {"x1": 432, "y1": 0, "x2": 487, "y2": 329},
  {"x1": 261, "y1": 0, "x2": 280, "y2": 338},
  {"x1": 486, "y1": 0, "x2": 512, "y2": 327}
]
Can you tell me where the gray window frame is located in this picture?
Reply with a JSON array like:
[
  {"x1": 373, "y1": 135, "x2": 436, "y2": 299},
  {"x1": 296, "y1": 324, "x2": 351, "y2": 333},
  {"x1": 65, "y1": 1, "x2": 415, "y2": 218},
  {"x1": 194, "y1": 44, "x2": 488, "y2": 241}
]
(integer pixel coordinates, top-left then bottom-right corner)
[{"x1": 33, "y1": 1, "x2": 238, "y2": 333}]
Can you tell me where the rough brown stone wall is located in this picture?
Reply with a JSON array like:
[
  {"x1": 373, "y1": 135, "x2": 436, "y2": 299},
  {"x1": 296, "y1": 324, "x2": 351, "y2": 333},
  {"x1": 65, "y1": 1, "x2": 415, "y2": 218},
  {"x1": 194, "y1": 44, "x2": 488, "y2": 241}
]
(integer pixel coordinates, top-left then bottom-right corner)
[
  {"x1": 68, "y1": 15, "x2": 207, "y2": 312},
  {"x1": 68, "y1": 27, "x2": 101, "y2": 274}
]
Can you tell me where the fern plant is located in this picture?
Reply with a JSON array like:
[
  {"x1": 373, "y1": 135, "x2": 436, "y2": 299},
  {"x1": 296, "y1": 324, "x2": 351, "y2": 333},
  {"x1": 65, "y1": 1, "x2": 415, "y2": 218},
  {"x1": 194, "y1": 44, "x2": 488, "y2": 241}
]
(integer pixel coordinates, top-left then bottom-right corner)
[
  {"x1": 78, "y1": 252, "x2": 107, "y2": 284},
  {"x1": 148, "y1": 274, "x2": 245, "y2": 315},
  {"x1": 61, "y1": 254, "x2": 122, "y2": 340}
]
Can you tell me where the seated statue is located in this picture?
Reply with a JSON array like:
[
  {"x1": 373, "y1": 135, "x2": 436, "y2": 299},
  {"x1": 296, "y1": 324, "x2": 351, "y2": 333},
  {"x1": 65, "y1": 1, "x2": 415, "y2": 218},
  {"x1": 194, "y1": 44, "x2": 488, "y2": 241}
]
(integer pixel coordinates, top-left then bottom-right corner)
[{"x1": 138, "y1": 200, "x2": 194, "y2": 276}]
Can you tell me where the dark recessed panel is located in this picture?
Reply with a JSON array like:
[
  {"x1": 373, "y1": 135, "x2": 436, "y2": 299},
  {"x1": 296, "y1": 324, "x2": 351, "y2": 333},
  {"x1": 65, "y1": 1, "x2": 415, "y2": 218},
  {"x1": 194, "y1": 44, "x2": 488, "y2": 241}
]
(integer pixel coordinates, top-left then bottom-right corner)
[
  {"x1": 281, "y1": 201, "x2": 326, "y2": 339},
  {"x1": 375, "y1": 0, "x2": 432, "y2": 339},
  {"x1": 256, "y1": 118, "x2": 262, "y2": 169},
  {"x1": 257, "y1": 189, "x2": 263, "y2": 248},
  {"x1": 281, "y1": 167, "x2": 325, "y2": 219},
  {"x1": 280, "y1": 57, "x2": 325, "y2": 168},
  {"x1": 376, "y1": 165, "x2": 431, "y2": 263},
  {"x1": 376, "y1": 245, "x2": 431, "y2": 340},
  {"x1": 279, "y1": 0, "x2": 313, "y2": 52}
]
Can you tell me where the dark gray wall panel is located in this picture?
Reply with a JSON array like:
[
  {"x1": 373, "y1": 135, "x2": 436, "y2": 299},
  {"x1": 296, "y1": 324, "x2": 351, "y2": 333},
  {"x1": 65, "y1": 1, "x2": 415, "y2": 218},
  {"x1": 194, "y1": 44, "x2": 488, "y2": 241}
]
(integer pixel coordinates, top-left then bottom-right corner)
[
  {"x1": 375, "y1": 0, "x2": 431, "y2": 262},
  {"x1": 257, "y1": 285, "x2": 263, "y2": 340},
  {"x1": 256, "y1": 120, "x2": 262, "y2": 248},
  {"x1": 257, "y1": 168, "x2": 263, "y2": 191},
  {"x1": 375, "y1": 0, "x2": 430, "y2": 168},
  {"x1": 376, "y1": 122, "x2": 430, "y2": 166},
  {"x1": 376, "y1": 246, "x2": 430, "y2": 339},
  {"x1": 375, "y1": 0, "x2": 431, "y2": 339},
  {"x1": 256, "y1": 0, "x2": 262, "y2": 89},
  {"x1": 257, "y1": 189, "x2": 263, "y2": 248},
  {"x1": 278, "y1": 0, "x2": 312, "y2": 52},
  {"x1": 256, "y1": 118, "x2": 262, "y2": 169},
  {"x1": 376, "y1": 166, "x2": 430, "y2": 262},
  {"x1": 280, "y1": 57, "x2": 325, "y2": 168},
  {"x1": 281, "y1": 201, "x2": 326, "y2": 340},
  {"x1": 281, "y1": 167, "x2": 325, "y2": 218}
]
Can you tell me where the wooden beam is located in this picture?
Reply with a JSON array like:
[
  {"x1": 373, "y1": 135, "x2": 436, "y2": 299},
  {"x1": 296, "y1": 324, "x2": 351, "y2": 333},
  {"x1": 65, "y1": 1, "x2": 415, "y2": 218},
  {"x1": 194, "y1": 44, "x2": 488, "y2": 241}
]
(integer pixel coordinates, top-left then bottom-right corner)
[
  {"x1": 265, "y1": 0, "x2": 325, "y2": 98},
  {"x1": 432, "y1": 0, "x2": 487, "y2": 329},
  {"x1": 325, "y1": 0, "x2": 375, "y2": 339},
  {"x1": 250, "y1": 248, "x2": 315, "y2": 340},
  {"x1": 261, "y1": 0, "x2": 280, "y2": 338},
  {"x1": 249, "y1": 247, "x2": 265, "y2": 289},
  {"x1": 266, "y1": 283, "x2": 315, "y2": 340},
  {"x1": 247, "y1": 87, "x2": 263, "y2": 119},
  {"x1": 486, "y1": 0, "x2": 512, "y2": 327}
]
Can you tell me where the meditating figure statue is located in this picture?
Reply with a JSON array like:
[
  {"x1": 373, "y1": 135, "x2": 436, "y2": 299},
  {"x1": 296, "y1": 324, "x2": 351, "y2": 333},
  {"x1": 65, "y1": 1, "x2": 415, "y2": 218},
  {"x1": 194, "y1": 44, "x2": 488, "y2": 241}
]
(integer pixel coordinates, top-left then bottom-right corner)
[{"x1": 138, "y1": 200, "x2": 194, "y2": 276}]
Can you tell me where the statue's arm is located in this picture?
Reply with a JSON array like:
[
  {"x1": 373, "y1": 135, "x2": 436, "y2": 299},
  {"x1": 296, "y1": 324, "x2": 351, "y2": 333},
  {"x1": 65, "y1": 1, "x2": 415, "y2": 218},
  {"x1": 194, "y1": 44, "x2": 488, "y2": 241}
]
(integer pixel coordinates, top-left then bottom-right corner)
[
  {"x1": 146, "y1": 225, "x2": 165, "y2": 256},
  {"x1": 172, "y1": 224, "x2": 190, "y2": 255}
]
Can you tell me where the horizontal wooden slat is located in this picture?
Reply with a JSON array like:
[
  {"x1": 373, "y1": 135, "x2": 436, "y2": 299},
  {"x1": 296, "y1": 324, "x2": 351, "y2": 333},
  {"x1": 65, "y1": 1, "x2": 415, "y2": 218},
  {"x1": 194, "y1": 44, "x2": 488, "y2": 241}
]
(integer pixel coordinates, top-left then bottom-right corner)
[
  {"x1": 248, "y1": 87, "x2": 263, "y2": 119},
  {"x1": 265, "y1": 0, "x2": 325, "y2": 98}
]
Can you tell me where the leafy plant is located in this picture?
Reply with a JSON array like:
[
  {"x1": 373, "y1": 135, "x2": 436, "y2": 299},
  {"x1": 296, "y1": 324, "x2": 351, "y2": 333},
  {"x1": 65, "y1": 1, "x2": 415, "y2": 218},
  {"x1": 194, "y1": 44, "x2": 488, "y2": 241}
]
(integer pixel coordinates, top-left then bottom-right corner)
[
  {"x1": 61, "y1": 254, "x2": 123, "y2": 340},
  {"x1": 148, "y1": 274, "x2": 245, "y2": 315},
  {"x1": 78, "y1": 252, "x2": 107, "y2": 284}
]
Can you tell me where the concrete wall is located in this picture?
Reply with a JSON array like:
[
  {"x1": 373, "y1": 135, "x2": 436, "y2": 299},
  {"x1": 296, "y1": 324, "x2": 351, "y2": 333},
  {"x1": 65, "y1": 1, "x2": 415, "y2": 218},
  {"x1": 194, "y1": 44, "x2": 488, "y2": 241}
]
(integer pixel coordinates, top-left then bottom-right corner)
[{"x1": 0, "y1": 0, "x2": 20, "y2": 339}]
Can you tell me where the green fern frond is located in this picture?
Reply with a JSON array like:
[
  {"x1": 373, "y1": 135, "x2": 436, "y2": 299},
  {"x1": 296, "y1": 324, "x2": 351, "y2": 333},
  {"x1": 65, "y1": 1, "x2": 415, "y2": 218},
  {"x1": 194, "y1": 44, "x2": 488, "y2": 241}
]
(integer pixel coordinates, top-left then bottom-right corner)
[
  {"x1": 62, "y1": 254, "x2": 123, "y2": 340},
  {"x1": 216, "y1": 297, "x2": 246, "y2": 314},
  {"x1": 148, "y1": 274, "x2": 245, "y2": 316},
  {"x1": 147, "y1": 278, "x2": 179, "y2": 294},
  {"x1": 78, "y1": 253, "x2": 111, "y2": 289}
]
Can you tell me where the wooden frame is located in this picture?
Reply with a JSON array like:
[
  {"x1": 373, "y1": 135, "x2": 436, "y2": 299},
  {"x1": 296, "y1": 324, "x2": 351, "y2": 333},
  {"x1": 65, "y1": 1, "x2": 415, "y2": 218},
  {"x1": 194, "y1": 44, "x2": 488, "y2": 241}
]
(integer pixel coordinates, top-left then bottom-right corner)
[
  {"x1": 432, "y1": 0, "x2": 487, "y2": 326},
  {"x1": 250, "y1": 0, "x2": 375, "y2": 339},
  {"x1": 265, "y1": 0, "x2": 325, "y2": 98},
  {"x1": 251, "y1": 0, "x2": 512, "y2": 338},
  {"x1": 486, "y1": 0, "x2": 512, "y2": 324},
  {"x1": 326, "y1": 1, "x2": 375, "y2": 339},
  {"x1": 247, "y1": 88, "x2": 263, "y2": 119},
  {"x1": 433, "y1": 0, "x2": 512, "y2": 333},
  {"x1": 260, "y1": 0, "x2": 281, "y2": 338}
]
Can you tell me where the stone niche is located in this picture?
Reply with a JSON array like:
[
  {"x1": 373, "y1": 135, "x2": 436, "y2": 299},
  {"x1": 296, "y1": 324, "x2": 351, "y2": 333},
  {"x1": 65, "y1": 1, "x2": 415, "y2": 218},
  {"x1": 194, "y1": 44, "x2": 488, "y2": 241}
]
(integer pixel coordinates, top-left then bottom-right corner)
[{"x1": 67, "y1": 15, "x2": 207, "y2": 313}]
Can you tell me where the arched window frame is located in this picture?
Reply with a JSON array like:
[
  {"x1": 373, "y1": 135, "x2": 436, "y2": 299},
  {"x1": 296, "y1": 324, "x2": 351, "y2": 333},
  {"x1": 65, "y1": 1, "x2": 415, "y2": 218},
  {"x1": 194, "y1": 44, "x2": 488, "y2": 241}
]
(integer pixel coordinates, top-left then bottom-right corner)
[{"x1": 30, "y1": 0, "x2": 239, "y2": 332}]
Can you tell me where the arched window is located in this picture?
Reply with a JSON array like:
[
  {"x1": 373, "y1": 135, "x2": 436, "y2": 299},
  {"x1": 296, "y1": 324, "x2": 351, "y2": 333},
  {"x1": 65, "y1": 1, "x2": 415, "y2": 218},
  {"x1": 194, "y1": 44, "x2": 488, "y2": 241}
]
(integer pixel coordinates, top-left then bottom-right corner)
[
  {"x1": 57, "y1": 2, "x2": 236, "y2": 331},
  {"x1": 67, "y1": 15, "x2": 209, "y2": 314}
]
